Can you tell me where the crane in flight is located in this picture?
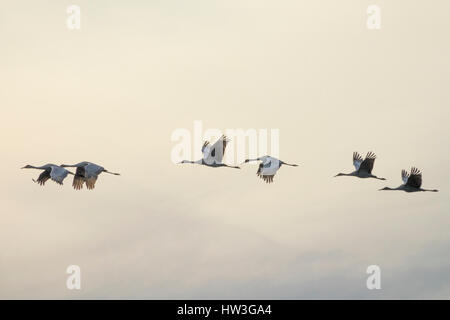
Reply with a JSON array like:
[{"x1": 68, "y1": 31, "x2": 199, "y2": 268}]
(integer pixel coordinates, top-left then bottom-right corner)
[
  {"x1": 335, "y1": 151, "x2": 386, "y2": 180},
  {"x1": 180, "y1": 135, "x2": 240, "y2": 169},
  {"x1": 60, "y1": 162, "x2": 120, "y2": 190},
  {"x1": 379, "y1": 167, "x2": 438, "y2": 192},
  {"x1": 242, "y1": 156, "x2": 298, "y2": 183},
  {"x1": 21, "y1": 164, "x2": 75, "y2": 186}
]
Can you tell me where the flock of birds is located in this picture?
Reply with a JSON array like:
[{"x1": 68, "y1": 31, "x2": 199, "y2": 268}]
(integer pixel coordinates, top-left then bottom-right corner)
[
  {"x1": 22, "y1": 135, "x2": 438, "y2": 193},
  {"x1": 21, "y1": 162, "x2": 120, "y2": 190},
  {"x1": 179, "y1": 135, "x2": 438, "y2": 192}
]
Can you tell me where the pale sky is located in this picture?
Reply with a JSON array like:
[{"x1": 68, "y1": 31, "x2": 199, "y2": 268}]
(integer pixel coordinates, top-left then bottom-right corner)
[{"x1": 0, "y1": 0, "x2": 449, "y2": 299}]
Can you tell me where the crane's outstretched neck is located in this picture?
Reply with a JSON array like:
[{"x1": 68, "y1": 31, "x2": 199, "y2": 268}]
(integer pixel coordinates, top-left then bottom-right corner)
[
  {"x1": 179, "y1": 160, "x2": 201, "y2": 164},
  {"x1": 21, "y1": 165, "x2": 39, "y2": 169},
  {"x1": 334, "y1": 172, "x2": 352, "y2": 177},
  {"x1": 241, "y1": 158, "x2": 259, "y2": 165}
]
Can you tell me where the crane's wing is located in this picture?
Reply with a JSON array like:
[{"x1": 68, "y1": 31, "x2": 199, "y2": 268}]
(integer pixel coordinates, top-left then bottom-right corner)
[
  {"x1": 201, "y1": 141, "x2": 210, "y2": 153},
  {"x1": 358, "y1": 151, "x2": 377, "y2": 174},
  {"x1": 258, "y1": 155, "x2": 270, "y2": 163},
  {"x1": 258, "y1": 174, "x2": 275, "y2": 183},
  {"x1": 34, "y1": 169, "x2": 51, "y2": 186},
  {"x1": 256, "y1": 160, "x2": 278, "y2": 183},
  {"x1": 49, "y1": 166, "x2": 70, "y2": 185},
  {"x1": 201, "y1": 141, "x2": 211, "y2": 161},
  {"x1": 85, "y1": 176, "x2": 98, "y2": 190},
  {"x1": 84, "y1": 163, "x2": 104, "y2": 190},
  {"x1": 85, "y1": 163, "x2": 104, "y2": 176},
  {"x1": 202, "y1": 135, "x2": 229, "y2": 164},
  {"x1": 353, "y1": 152, "x2": 363, "y2": 171},
  {"x1": 406, "y1": 167, "x2": 422, "y2": 188},
  {"x1": 215, "y1": 135, "x2": 229, "y2": 157},
  {"x1": 72, "y1": 166, "x2": 86, "y2": 190},
  {"x1": 401, "y1": 169, "x2": 409, "y2": 185}
]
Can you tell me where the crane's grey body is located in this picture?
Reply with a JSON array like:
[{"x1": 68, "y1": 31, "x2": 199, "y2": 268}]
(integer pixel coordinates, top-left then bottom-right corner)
[
  {"x1": 242, "y1": 155, "x2": 298, "y2": 183},
  {"x1": 61, "y1": 161, "x2": 120, "y2": 190},
  {"x1": 180, "y1": 135, "x2": 240, "y2": 169},
  {"x1": 335, "y1": 151, "x2": 386, "y2": 180},
  {"x1": 21, "y1": 163, "x2": 74, "y2": 186},
  {"x1": 380, "y1": 167, "x2": 438, "y2": 192}
]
